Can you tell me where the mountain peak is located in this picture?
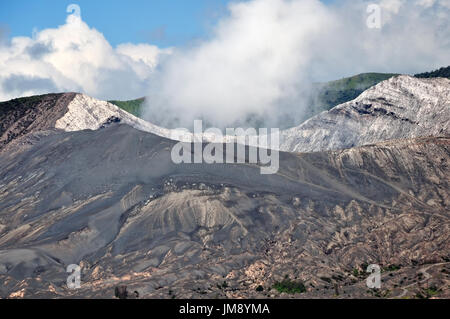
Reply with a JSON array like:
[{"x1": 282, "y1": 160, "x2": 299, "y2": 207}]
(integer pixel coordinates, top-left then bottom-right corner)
[
  {"x1": 281, "y1": 75, "x2": 450, "y2": 153},
  {"x1": 0, "y1": 92, "x2": 174, "y2": 151},
  {"x1": 55, "y1": 93, "x2": 169, "y2": 136}
]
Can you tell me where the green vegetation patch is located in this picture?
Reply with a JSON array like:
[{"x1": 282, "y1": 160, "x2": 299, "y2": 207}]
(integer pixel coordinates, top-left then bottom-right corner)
[
  {"x1": 108, "y1": 98, "x2": 145, "y2": 117},
  {"x1": 301, "y1": 72, "x2": 399, "y2": 122},
  {"x1": 415, "y1": 66, "x2": 450, "y2": 79},
  {"x1": 315, "y1": 73, "x2": 398, "y2": 108},
  {"x1": 382, "y1": 264, "x2": 402, "y2": 273},
  {"x1": 273, "y1": 279, "x2": 306, "y2": 294},
  {"x1": 416, "y1": 286, "x2": 440, "y2": 299}
]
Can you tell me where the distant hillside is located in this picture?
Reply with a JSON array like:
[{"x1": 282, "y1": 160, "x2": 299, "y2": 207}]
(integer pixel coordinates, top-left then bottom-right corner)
[
  {"x1": 309, "y1": 73, "x2": 398, "y2": 116},
  {"x1": 415, "y1": 66, "x2": 450, "y2": 79},
  {"x1": 108, "y1": 98, "x2": 145, "y2": 117},
  {"x1": 109, "y1": 73, "x2": 398, "y2": 127},
  {"x1": 281, "y1": 75, "x2": 450, "y2": 153},
  {"x1": 108, "y1": 68, "x2": 447, "y2": 128}
]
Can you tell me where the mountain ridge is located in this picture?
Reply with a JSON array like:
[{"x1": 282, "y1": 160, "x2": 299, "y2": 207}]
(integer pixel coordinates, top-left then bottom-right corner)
[
  {"x1": 280, "y1": 75, "x2": 450, "y2": 152},
  {"x1": 0, "y1": 92, "x2": 177, "y2": 151},
  {"x1": 2, "y1": 75, "x2": 449, "y2": 156}
]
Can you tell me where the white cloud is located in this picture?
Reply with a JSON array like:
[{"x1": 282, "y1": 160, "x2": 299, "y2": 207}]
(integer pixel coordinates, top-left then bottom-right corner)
[
  {"x1": 144, "y1": 0, "x2": 335, "y2": 129},
  {"x1": 0, "y1": 14, "x2": 171, "y2": 101},
  {"x1": 142, "y1": 0, "x2": 450, "y2": 129},
  {"x1": 415, "y1": 0, "x2": 450, "y2": 8}
]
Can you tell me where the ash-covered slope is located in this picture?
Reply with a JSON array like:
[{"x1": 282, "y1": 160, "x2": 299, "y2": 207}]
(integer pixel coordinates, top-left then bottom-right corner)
[
  {"x1": 0, "y1": 124, "x2": 448, "y2": 299},
  {"x1": 0, "y1": 93, "x2": 76, "y2": 150},
  {"x1": 281, "y1": 76, "x2": 450, "y2": 153},
  {"x1": 54, "y1": 93, "x2": 173, "y2": 137},
  {"x1": 0, "y1": 93, "x2": 173, "y2": 151}
]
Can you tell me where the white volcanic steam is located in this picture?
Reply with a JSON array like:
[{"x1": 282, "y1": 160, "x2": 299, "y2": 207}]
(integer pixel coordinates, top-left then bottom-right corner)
[{"x1": 142, "y1": 0, "x2": 450, "y2": 129}]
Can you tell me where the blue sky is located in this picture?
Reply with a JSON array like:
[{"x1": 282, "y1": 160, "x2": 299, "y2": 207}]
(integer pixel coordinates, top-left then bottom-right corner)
[
  {"x1": 0, "y1": 0, "x2": 243, "y2": 47},
  {"x1": 0, "y1": 0, "x2": 333, "y2": 47}
]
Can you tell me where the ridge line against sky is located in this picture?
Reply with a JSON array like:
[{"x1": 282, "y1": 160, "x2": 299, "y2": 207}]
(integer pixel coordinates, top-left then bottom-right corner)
[{"x1": 0, "y1": 0, "x2": 449, "y2": 129}]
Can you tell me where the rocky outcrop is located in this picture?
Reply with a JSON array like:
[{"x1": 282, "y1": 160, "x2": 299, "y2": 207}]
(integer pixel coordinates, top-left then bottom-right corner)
[
  {"x1": 280, "y1": 76, "x2": 450, "y2": 153},
  {"x1": 0, "y1": 93, "x2": 76, "y2": 150},
  {"x1": 54, "y1": 93, "x2": 173, "y2": 137}
]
